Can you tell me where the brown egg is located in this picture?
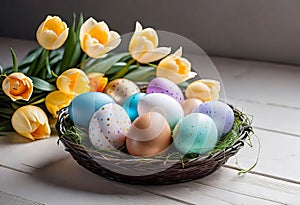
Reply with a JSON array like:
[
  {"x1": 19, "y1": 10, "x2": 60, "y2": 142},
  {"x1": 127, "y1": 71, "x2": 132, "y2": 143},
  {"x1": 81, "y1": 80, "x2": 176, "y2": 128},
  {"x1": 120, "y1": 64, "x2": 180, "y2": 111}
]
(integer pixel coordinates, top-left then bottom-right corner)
[{"x1": 126, "y1": 112, "x2": 171, "y2": 157}]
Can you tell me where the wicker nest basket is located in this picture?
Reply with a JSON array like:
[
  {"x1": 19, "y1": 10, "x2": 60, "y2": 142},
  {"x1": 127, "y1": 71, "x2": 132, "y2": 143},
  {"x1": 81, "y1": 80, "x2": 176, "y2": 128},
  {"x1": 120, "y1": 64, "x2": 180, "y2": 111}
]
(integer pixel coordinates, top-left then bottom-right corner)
[{"x1": 56, "y1": 103, "x2": 253, "y2": 185}]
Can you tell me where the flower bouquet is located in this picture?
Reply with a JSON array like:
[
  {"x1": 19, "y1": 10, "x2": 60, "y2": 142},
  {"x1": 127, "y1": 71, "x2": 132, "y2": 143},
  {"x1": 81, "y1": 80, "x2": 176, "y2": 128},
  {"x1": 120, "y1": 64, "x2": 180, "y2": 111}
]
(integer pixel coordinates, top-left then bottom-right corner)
[{"x1": 0, "y1": 14, "x2": 253, "y2": 184}]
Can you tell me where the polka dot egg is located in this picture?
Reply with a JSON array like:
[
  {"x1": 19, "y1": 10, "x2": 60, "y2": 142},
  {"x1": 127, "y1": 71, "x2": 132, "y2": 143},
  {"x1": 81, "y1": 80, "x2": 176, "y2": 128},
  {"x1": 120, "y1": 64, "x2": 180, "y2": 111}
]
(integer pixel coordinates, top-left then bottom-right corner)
[
  {"x1": 89, "y1": 103, "x2": 131, "y2": 150},
  {"x1": 173, "y1": 113, "x2": 218, "y2": 155},
  {"x1": 104, "y1": 78, "x2": 140, "y2": 105},
  {"x1": 146, "y1": 77, "x2": 184, "y2": 103}
]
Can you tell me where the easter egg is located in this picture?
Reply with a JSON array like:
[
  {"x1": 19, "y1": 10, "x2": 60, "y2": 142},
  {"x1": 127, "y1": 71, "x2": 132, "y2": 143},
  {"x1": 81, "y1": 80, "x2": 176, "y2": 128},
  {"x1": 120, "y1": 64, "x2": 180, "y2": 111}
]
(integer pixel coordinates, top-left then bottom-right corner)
[
  {"x1": 126, "y1": 112, "x2": 171, "y2": 157},
  {"x1": 181, "y1": 98, "x2": 203, "y2": 116},
  {"x1": 89, "y1": 103, "x2": 131, "y2": 150},
  {"x1": 192, "y1": 100, "x2": 234, "y2": 138},
  {"x1": 69, "y1": 92, "x2": 114, "y2": 128},
  {"x1": 104, "y1": 78, "x2": 140, "y2": 105},
  {"x1": 146, "y1": 77, "x2": 184, "y2": 103},
  {"x1": 122, "y1": 93, "x2": 146, "y2": 121},
  {"x1": 138, "y1": 93, "x2": 184, "y2": 128},
  {"x1": 173, "y1": 113, "x2": 218, "y2": 155}
]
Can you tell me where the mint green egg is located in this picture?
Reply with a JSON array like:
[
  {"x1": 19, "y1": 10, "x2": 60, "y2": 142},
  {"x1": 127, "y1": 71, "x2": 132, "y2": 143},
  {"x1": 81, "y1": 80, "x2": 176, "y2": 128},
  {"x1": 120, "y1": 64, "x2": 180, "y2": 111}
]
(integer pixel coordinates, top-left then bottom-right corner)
[{"x1": 173, "y1": 113, "x2": 218, "y2": 155}]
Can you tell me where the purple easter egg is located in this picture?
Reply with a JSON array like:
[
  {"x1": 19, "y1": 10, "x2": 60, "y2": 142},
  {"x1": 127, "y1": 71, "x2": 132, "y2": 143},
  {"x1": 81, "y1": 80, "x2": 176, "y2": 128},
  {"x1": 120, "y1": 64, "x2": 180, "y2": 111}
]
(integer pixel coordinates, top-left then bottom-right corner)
[
  {"x1": 192, "y1": 100, "x2": 234, "y2": 138},
  {"x1": 146, "y1": 77, "x2": 184, "y2": 103}
]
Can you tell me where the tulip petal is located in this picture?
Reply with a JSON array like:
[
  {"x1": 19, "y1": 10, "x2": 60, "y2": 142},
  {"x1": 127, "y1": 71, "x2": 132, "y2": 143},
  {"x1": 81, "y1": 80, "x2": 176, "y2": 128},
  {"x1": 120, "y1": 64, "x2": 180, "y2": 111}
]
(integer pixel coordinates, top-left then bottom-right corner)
[
  {"x1": 52, "y1": 28, "x2": 69, "y2": 50},
  {"x1": 80, "y1": 17, "x2": 98, "y2": 41},
  {"x1": 135, "y1": 21, "x2": 143, "y2": 32},
  {"x1": 137, "y1": 47, "x2": 171, "y2": 64},
  {"x1": 38, "y1": 30, "x2": 57, "y2": 50},
  {"x1": 173, "y1": 47, "x2": 183, "y2": 57}
]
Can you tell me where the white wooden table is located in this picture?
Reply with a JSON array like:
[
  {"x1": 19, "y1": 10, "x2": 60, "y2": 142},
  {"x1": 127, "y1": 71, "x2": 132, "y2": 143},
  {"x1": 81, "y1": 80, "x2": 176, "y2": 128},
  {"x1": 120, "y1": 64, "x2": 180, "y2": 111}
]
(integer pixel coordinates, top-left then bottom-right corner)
[{"x1": 0, "y1": 38, "x2": 300, "y2": 205}]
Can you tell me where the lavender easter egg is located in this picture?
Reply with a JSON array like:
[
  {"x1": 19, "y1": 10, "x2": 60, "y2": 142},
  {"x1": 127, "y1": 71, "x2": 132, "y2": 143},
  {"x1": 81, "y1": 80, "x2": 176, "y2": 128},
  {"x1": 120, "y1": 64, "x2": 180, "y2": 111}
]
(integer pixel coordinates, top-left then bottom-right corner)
[
  {"x1": 192, "y1": 100, "x2": 234, "y2": 138},
  {"x1": 173, "y1": 113, "x2": 218, "y2": 155},
  {"x1": 146, "y1": 77, "x2": 184, "y2": 103}
]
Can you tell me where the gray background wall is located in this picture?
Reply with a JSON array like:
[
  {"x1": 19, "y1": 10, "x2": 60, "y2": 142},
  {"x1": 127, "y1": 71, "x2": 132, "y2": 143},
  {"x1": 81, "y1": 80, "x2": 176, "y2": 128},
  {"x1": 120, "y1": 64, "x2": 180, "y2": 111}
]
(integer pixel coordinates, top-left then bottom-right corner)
[{"x1": 1, "y1": 0, "x2": 300, "y2": 65}]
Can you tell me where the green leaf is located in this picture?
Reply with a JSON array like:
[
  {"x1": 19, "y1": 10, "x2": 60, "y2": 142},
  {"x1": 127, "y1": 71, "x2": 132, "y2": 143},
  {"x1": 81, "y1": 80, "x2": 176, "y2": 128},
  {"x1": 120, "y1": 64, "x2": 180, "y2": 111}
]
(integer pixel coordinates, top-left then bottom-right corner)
[
  {"x1": 45, "y1": 49, "x2": 52, "y2": 76},
  {"x1": 0, "y1": 108, "x2": 14, "y2": 115},
  {"x1": 30, "y1": 76, "x2": 56, "y2": 91},
  {"x1": 0, "y1": 120, "x2": 13, "y2": 132},
  {"x1": 10, "y1": 48, "x2": 18, "y2": 72},
  {"x1": 21, "y1": 47, "x2": 42, "y2": 64},
  {"x1": 124, "y1": 66, "x2": 156, "y2": 82},
  {"x1": 84, "y1": 52, "x2": 130, "y2": 74}
]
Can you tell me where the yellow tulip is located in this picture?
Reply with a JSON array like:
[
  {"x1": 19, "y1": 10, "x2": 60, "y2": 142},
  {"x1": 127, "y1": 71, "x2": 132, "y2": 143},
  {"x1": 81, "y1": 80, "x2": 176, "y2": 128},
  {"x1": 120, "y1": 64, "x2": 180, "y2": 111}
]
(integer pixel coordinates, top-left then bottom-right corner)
[
  {"x1": 2, "y1": 72, "x2": 33, "y2": 101},
  {"x1": 11, "y1": 105, "x2": 51, "y2": 140},
  {"x1": 156, "y1": 47, "x2": 197, "y2": 84},
  {"x1": 185, "y1": 79, "x2": 221, "y2": 102},
  {"x1": 56, "y1": 68, "x2": 90, "y2": 96},
  {"x1": 80, "y1": 17, "x2": 121, "y2": 58},
  {"x1": 87, "y1": 72, "x2": 108, "y2": 92},
  {"x1": 36, "y1": 15, "x2": 69, "y2": 50},
  {"x1": 45, "y1": 91, "x2": 74, "y2": 118},
  {"x1": 129, "y1": 21, "x2": 171, "y2": 64}
]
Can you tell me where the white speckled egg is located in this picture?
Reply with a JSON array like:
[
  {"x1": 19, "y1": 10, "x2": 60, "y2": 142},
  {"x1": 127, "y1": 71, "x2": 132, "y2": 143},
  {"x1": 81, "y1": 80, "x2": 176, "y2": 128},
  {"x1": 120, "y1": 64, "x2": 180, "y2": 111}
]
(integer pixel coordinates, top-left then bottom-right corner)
[
  {"x1": 89, "y1": 103, "x2": 131, "y2": 150},
  {"x1": 137, "y1": 93, "x2": 184, "y2": 128},
  {"x1": 126, "y1": 112, "x2": 171, "y2": 157},
  {"x1": 173, "y1": 113, "x2": 218, "y2": 155},
  {"x1": 192, "y1": 100, "x2": 234, "y2": 138},
  {"x1": 104, "y1": 78, "x2": 140, "y2": 105},
  {"x1": 181, "y1": 98, "x2": 203, "y2": 116}
]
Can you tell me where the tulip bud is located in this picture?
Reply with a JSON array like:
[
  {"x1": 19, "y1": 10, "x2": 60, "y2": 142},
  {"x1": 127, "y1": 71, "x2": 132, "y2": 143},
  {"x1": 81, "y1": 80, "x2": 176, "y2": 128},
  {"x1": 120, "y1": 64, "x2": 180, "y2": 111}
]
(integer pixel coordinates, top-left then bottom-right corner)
[
  {"x1": 156, "y1": 47, "x2": 197, "y2": 84},
  {"x1": 80, "y1": 17, "x2": 121, "y2": 58},
  {"x1": 36, "y1": 15, "x2": 69, "y2": 50},
  {"x1": 56, "y1": 68, "x2": 90, "y2": 96},
  {"x1": 2, "y1": 72, "x2": 33, "y2": 101},
  {"x1": 45, "y1": 91, "x2": 74, "y2": 118},
  {"x1": 185, "y1": 79, "x2": 221, "y2": 102},
  {"x1": 11, "y1": 105, "x2": 51, "y2": 140},
  {"x1": 129, "y1": 21, "x2": 171, "y2": 64},
  {"x1": 87, "y1": 72, "x2": 108, "y2": 92}
]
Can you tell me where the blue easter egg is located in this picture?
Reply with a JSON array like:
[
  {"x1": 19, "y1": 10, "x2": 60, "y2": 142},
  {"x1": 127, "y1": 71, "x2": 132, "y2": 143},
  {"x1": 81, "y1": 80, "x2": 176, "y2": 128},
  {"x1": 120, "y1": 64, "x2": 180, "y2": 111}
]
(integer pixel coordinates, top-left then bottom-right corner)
[
  {"x1": 173, "y1": 113, "x2": 218, "y2": 155},
  {"x1": 69, "y1": 92, "x2": 114, "y2": 128},
  {"x1": 192, "y1": 100, "x2": 234, "y2": 138},
  {"x1": 122, "y1": 93, "x2": 146, "y2": 121}
]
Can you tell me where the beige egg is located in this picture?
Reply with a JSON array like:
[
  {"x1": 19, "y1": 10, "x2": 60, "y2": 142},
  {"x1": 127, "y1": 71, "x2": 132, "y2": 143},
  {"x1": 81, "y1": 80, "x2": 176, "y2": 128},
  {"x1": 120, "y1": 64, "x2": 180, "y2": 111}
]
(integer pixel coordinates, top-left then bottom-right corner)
[
  {"x1": 126, "y1": 112, "x2": 171, "y2": 157},
  {"x1": 181, "y1": 98, "x2": 203, "y2": 116},
  {"x1": 104, "y1": 78, "x2": 140, "y2": 105}
]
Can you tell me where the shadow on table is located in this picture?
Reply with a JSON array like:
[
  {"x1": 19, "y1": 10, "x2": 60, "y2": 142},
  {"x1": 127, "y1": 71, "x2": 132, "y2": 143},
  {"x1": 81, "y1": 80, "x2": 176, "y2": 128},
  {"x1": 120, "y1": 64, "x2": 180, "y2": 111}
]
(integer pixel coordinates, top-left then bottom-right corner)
[{"x1": 32, "y1": 156, "x2": 189, "y2": 195}]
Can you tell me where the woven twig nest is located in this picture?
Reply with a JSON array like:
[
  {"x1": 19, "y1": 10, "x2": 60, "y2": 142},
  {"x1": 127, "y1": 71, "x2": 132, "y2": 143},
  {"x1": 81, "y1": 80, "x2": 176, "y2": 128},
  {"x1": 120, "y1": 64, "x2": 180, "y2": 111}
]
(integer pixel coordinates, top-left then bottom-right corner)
[{"x1": 55, "y1": 102, "x2": 253, "y2": 185}]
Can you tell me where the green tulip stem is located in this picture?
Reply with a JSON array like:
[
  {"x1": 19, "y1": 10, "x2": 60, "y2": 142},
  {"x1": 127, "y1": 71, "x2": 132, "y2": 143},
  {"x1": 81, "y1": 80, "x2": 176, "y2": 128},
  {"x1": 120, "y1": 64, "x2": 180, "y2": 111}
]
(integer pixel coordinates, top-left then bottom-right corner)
[
  {"x1": 45, "y1": 49, "x2": 52, "y2": 76},
  {"x1": 147, "y1": 63, "x2": 157, "y2": 68},
  {"x1": 110, "y1": 58, "x2": 136, "y2": 80}
]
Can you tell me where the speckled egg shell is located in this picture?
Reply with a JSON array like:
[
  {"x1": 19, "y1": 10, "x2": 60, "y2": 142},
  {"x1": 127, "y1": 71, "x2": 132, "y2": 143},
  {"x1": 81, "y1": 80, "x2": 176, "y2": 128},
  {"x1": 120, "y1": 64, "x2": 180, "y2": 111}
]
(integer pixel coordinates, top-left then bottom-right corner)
[
  {"x1": 68, "y1": 92, "x2": 114, "y2": 128},
  {"x1": 137, "y1": 93, "x2": 184, "y2": 128},
  {"x1": 173, "y1": 113, "x2": 218, "y2": 155},
  {"x1": 123, "y1": 93, "x2": 146, "y2": 121},
  {"x1": 89, "y1": 103, "x2": 131, "y2": 150},
  {"x1": 146, "y1": 77, "x2": 184, "y2": 103},
  {"x1": 181, "y1": 98, "x2": 203, "y2": 116},
  {"x1": 126, "y1": 112, "x2": 171, "y2": 157},
  {"x1": 104, "y1": 78, "x2": 140, "y2": 105},
  {"x1": 192, "y1": 100, "x2": 234, "y2": 138}
]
